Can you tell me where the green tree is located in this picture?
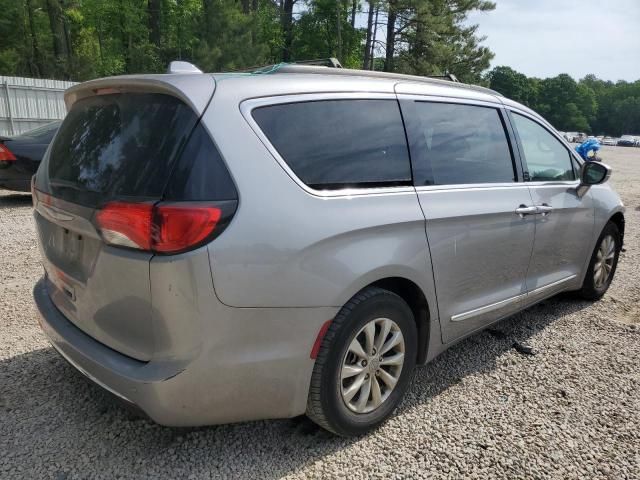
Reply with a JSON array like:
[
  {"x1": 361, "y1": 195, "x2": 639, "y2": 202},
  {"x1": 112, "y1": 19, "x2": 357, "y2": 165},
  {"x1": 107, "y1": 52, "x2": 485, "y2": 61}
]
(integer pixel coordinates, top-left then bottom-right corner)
[
  {"x1": 293, "y1": 0, "x2": 362, "y2": 67},
  {"x1": 393, "y1": 0, "x2": 495, "y2": 83},
  {"x1": 487, "y1": 66, "x2": 537, "y2": 105}
]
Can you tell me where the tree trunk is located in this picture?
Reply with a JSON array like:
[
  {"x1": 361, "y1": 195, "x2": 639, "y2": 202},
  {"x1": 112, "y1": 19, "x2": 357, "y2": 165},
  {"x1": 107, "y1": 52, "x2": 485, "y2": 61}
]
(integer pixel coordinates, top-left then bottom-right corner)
[
  {"x1": 25, "y1": 0, "x2": 43, "y2": 77},
  {"x1": 370, "y1": 4, "x2": 378, "y2": 70},
  {"x1": 281, "y1": 0, "x2": 294, "y2": 61},
  {"x1": 202, "y1": 0, "x2": 214, "y2": 39},
  {"x1": 46, "y1": 0, "x2": 70, "y2": 77},
  {"x1": 147, "y1": 0, "x2": 162, "y2": 47},
  {"x1": 350, "y1": 0, "x2": 357, "y2": 27},
  {"x1": 176, "y1": 0, "x2": 183, "y2": 58},
  {"x1": 117, "y1": 0, "x2": 134, "y2": 72},
  {"x1": 384, "y1": 0, "x2": 396, "y2": 72},
  {"x1": 336, "y1": 0, "x2": 342, "y2": 61},
  {"x1": 362, "y1": 0, "x2": 374, "y2": 70}
]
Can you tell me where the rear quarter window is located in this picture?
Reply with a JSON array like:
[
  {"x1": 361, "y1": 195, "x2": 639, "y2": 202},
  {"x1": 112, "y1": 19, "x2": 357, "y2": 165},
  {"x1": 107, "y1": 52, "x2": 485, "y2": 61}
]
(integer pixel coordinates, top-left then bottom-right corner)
[{"x1": 251, "y1": 99, "x2": 412, "y2": 190}]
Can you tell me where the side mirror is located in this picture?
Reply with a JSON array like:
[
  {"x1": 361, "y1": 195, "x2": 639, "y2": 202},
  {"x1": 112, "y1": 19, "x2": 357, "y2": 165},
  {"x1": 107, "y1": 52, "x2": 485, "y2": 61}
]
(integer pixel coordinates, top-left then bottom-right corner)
[
  {"x1": 576, "y1": 161, "x2": 611, "y2": 198},
  {"x1": 580, "y1": 161, "x2": 611, "y2": 186}
]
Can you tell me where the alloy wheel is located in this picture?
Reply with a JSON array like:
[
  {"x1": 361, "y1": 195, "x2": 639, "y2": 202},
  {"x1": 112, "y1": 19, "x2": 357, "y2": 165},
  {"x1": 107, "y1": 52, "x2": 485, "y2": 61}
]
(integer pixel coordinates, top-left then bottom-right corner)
[
  {"x1": 340, "y1": 317, "x2": 405, "y2": 414},
  {"x1": 594, "y1": 234, "x2": 616, "y2": 288}
]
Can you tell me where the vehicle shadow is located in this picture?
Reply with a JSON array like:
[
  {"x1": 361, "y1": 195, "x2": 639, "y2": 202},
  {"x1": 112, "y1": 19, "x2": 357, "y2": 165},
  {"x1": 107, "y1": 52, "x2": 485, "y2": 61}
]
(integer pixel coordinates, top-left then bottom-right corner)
[
  {"x1": 0, "y1": 192, "x2": 32, "y2": 209},
  {"x1": 0, "y1": 293, "x2": 593, "y2": 479}
]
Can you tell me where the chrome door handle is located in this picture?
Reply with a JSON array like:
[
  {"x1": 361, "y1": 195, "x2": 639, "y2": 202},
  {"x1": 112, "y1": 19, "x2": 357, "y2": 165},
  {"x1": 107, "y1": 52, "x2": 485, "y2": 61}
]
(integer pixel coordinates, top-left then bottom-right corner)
[
  {"x1": 515, "y1": 205, "x2": 538, "y2": 218},
  {"x1": 537, "y1": 204, "x2": 554, "y2": 216},
  {"x1": 515, "y1": 205, "x2": 538, "y2": 217}
]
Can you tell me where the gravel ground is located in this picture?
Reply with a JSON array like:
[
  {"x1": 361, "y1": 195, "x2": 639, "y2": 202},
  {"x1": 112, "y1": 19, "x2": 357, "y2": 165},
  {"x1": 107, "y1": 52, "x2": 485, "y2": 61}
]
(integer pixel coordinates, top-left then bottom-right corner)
[{"x1": 1, "y1": 146, "x2": 639, "y2": 479}]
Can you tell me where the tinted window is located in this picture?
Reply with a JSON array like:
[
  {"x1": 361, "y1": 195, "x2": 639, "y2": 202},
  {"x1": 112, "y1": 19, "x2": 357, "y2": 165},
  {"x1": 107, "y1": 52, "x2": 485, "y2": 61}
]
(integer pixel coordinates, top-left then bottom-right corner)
[
  {"x1": 411, "y1": 102, "x2": 516, "y2": 186},
  {"x1": 252, "y1": 99, "x2": 411, "y2": 189},
  {"x1": 512, "y1": 113, "x2": 575, "y2": 181},
  {"x1": 45, "y1": 93, "x2": 198, "y2": 206},
  {"x1": 164, "y1": 123, "x2": 237, "y2": 201}
]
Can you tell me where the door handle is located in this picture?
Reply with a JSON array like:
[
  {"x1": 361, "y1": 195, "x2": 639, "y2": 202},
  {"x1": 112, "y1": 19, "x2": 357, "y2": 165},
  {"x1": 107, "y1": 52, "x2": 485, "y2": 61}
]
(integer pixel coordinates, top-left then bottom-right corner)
[
  {"x1": 536, "y1": 204, "x2": 554, "y2": 216},
  {"x1": 515, "y1": 205, "x2": 538, "y2": 217}
]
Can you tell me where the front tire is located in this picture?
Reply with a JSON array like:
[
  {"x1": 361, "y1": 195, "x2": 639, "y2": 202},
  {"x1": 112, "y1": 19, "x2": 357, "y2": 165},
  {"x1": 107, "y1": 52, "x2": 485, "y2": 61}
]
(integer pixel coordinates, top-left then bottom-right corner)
[
  {"x1": 306, "y1": 287, "x2": 417, "y2": 436},
  {"x1": 578, "y1": 221, "x2": 621, "y2": 300}
]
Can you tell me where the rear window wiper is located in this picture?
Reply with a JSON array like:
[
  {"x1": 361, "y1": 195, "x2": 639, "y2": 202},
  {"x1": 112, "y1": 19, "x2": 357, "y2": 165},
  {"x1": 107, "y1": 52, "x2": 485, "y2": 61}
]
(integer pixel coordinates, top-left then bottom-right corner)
[{"x1": 49, "y1": 179, "x2": 99, "y2": 194}]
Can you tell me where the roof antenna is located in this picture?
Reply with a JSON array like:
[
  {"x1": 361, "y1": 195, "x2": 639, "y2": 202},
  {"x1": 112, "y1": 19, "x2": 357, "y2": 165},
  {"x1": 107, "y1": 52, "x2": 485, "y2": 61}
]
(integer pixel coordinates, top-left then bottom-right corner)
[{"x1": 167, "y1": 61, "x2": 203, "y2": 74}]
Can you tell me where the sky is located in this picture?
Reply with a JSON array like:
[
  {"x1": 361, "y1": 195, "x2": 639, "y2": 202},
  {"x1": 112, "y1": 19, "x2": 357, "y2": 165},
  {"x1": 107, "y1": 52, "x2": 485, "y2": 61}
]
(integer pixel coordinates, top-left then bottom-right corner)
[{"x1": 465, "y1": 0, "x2": 640, "y2": 82}]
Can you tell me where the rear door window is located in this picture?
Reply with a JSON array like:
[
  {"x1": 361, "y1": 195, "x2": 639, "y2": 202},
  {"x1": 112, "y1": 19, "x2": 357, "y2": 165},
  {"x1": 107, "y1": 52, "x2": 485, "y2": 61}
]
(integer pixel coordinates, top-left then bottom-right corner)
[
  {"x1": 251, "y1": 99, "x2": 411, "y2": 190},
  {"x1": 409, "y1": 102, "x2": 516, "y2": 186},
  {"x1": 43, "y1": 93, "x2": 199, "y2": 207}
]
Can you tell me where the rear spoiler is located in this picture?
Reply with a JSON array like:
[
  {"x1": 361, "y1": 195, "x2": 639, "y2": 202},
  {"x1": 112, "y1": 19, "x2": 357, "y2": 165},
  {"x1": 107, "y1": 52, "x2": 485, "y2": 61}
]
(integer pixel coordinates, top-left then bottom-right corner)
[{"x1": 64, "y1": 74, "x2": 216, "y2": 116}]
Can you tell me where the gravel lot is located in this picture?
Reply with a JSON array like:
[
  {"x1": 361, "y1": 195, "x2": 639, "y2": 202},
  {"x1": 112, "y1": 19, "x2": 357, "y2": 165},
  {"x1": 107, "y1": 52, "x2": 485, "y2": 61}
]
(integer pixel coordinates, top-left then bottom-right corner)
[{"x1": 1, "y1": 146, "x2": 639, "y2": 479}]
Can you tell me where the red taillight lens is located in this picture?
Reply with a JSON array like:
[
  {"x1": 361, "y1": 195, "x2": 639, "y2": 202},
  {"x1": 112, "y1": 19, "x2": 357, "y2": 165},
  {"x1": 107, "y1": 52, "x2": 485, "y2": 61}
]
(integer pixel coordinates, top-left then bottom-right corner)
[
  {"x1": 96, "y1": 202, "x2": 154, "y2": 250},
  {"x1": 0, "y1": 143, "x2": 16, "y2": 161},
  {"x1": 153, "y1": 204, "x2": 221, "y2": 253},
  {"x1": 95, "y1": 201, "x2": 223, "y2": 254}
]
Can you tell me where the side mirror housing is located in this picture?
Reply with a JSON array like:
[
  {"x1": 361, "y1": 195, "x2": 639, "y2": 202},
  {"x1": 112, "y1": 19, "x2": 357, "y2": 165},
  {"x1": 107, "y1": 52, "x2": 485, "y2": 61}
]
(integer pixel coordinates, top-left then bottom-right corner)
[
  {"x1": 581, "y1": 161, "x2": 611, "y2": 186},
  {"x1": 577, "y1": 161, "x2": 611, "y2": 197}
]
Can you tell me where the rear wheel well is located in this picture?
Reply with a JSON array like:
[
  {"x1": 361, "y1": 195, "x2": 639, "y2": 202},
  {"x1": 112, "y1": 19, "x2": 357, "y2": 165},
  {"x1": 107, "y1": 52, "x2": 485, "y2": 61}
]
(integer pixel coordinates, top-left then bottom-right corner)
[
  {"x1": 609, "y1": 212, "x2": 625, "y2": 247},
  {"x1": 369, "y1": 277, "x2": 430, "y2": 364}
]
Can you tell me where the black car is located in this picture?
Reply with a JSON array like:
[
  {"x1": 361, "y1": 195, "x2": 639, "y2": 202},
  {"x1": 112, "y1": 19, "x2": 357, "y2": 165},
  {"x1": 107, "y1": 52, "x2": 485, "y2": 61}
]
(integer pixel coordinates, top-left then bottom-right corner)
[{"x1": 0, "y1": 121, "x2": 61, "y2": 192}]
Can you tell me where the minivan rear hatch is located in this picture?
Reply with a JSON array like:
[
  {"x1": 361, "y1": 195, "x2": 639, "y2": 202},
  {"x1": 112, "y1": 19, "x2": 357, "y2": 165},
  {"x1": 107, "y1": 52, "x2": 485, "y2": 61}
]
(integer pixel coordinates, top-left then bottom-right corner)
[{"x1": 33, "y1": 76, "x2": 216, "y2": 361}]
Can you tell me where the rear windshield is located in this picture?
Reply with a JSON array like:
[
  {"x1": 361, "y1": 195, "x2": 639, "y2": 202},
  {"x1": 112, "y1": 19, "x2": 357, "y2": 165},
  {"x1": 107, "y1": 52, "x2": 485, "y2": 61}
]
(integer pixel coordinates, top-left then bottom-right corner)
[{"x1": 44, "y1": 93, "x2": 199, "y2": 207}]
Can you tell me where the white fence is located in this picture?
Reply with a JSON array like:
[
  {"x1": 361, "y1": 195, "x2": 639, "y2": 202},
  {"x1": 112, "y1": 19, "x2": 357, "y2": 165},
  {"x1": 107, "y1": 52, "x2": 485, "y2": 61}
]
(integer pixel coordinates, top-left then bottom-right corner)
[{"x1": 0, "y1": 76, "x2": 78, "y2": 136}]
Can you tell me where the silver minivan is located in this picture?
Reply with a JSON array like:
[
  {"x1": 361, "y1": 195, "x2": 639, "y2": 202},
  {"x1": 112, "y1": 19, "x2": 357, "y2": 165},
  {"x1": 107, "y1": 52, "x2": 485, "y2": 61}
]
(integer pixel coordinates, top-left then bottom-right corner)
[{"x1": 33, "y1": 64, "x2": 625, "y2": 436}]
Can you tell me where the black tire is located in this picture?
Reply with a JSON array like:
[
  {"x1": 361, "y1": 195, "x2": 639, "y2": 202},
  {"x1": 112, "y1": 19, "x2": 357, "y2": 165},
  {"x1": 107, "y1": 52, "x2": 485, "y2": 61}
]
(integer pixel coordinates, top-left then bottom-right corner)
[
  {"x1": 306, "y1": 287, "x2": 417, "y2": 436},
  {"x1": 578, "y1": 221, "x2": 621, "y2": 300}
]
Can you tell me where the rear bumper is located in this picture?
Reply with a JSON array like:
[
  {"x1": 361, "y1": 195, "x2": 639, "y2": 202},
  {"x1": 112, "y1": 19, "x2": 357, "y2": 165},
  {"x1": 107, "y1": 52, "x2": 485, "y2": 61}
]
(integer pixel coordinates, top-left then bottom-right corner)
[{"x1": 34, "y1": 277, "x2": 336, "y2": 426}]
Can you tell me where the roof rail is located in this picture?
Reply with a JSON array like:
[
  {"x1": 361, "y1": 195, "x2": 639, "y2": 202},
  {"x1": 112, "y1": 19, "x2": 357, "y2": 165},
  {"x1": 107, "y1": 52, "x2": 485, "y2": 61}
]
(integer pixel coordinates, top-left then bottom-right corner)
[
  {"x1": 262, "y1": 64, "x2": 501, "y2": 96},
  {"x1": 290, "y1": 58, "x2": 343, "y2": 68},
  {"x1": 426, "y1": 73, "x2": 459, "y2": 83},
  {"x1": 232, "y1": 58, "x2": 343, "y2": 74}
]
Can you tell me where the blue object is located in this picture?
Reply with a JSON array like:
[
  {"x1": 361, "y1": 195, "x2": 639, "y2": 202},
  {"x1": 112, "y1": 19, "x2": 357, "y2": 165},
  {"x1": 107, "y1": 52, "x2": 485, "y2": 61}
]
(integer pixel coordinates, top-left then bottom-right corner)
[{"x1": 575, "y1": 138, "x2": 601, "y2": 161}]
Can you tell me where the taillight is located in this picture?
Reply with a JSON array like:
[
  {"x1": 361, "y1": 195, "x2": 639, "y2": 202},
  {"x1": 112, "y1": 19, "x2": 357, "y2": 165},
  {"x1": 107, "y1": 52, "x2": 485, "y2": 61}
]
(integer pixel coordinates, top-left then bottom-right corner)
[
  {"x1": 96, "y1": 202, "x2": 154, "y2": 250},
  {"x1": 0, "y1": 143, "x2": 16, "y2": 162},
  {"x1": 95, "y1": 201, "x2": 231, "y2": 254},
  {"x1": 152, "y1": 204, "x2": 222, "y2": 253}
]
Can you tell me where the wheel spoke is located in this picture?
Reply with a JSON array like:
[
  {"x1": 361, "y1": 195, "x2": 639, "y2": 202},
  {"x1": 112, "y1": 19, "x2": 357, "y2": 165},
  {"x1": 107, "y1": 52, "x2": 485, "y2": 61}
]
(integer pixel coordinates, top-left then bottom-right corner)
[
  {"x1": 605, "y1": 237, "x2": 614, "y2": 256},
  {"x1": 348, "y1": 337, "x2": 367, "y2": 360},
  {"x1": 381, "y1": 352, "x2": 404, "y2": 366},
  {"x1": 341, "y1": 363, "x2": 365, "y2": 380},
  {"x1": 375, "y1": 319, "x2": 392, "y2": 352},
  {"x1": 363, "y1": 322, "x2": 375, "y2": 355},
  {"x1": 378, "y1": 368, "x2": 398, "y2": 389},
  {"x1": 380, "y1": 331, "x2": 402, "y2": 355},
  {"x1": 355, "y1": 376, "x2": 371, "y2": 412},
  {"x1": 343, "y1": 371, "x2": 367, "y2": 403},
  {"x1": 594, "y1": 267, "x2": 603, "y2": 284},
  {"x1": 370, "y1": 376, "x2": 383, "y2": 408}
]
